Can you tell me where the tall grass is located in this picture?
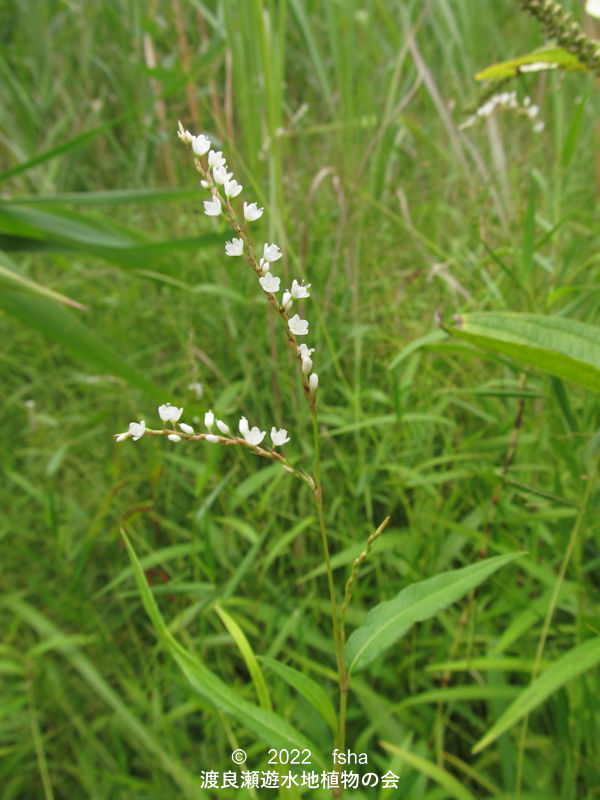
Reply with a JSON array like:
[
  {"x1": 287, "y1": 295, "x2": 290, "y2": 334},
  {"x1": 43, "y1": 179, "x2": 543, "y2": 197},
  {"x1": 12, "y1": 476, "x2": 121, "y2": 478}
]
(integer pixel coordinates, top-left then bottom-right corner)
[{"x1": 1, "y1": 1, "x2": 599, "y2": 798}]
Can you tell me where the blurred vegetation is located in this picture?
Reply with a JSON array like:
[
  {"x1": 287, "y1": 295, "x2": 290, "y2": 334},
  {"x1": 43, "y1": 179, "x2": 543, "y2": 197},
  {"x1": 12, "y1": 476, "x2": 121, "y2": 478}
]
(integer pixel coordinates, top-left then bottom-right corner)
[{"x1": 1, "y1": 0, "x2": 599, "y2": 798}]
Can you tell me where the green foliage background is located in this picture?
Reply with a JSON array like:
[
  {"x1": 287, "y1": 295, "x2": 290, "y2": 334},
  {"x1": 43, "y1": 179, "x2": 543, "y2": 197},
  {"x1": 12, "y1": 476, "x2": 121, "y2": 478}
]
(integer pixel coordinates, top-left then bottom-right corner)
[{"x1": 1, "y1": 0, "x2": 599, "y2": 797}]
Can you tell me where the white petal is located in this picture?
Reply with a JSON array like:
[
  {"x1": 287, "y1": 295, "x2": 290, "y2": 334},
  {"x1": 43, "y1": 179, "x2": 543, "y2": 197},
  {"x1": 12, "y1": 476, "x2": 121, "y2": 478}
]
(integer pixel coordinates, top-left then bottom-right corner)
[
  {"x1": 263, "y1": 243, "x2": 282, "y2": 262},
  {"x1": 216, "y1": 419, "x2": 230, "y2": 435},
  {"x1": 288, "y1": 314, "x2": 309, "y2": 336},
  {"x1": 192, "y1": 134, "x2": 211, "y2": 156},
  {"x1": 203, "y1": 197, "x2": 222, "y2": 216},
  {"x1": 259, "y1": 272, "x2": 281, "y2": 293},
  {"x1": 168, "y1": 434, "x2": 182, "y2": 442},
  {"x1": 243, "y1": 202, "x2": 264, "y2": 221},
  {"x1": 180, "y1": 422, "x2": 195, "y2": 434}
]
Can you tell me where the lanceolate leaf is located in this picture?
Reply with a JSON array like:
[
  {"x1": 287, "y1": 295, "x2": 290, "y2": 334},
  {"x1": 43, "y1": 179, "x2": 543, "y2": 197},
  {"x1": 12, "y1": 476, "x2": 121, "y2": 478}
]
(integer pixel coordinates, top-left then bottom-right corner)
[
  {"x1": 445, "y1": 312, "x2": 600, "y2": 392},
  {"x1": 345, "y1": 553, "x2": 522, "y2": 674},
  {"x1": 122, "y1": 531, "x2": 326, "y2": 767},
  {"x1": 475, "y1": 46, "x2": 585, "y2": 80},
  {"x1": 259, "y1": 656, "x2": 338, "y2": 733},
  {"x1": 473, "y1": 637, "x2": 600, "y2": 753}
]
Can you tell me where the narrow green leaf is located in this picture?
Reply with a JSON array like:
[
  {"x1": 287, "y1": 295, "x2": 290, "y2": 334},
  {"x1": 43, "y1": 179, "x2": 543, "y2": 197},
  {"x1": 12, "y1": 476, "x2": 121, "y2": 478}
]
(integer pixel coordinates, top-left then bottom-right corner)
[
  {"x1": 380, "y1": 742, "x2": 477, "y2": 800},
  {"x1": 259, "y1": 656, "x2": 338, "y2": 733},
  {"x1": 5, "y1": 596, "x2": 205, "y2": 799},
  {"x1": 475, "y1": 47, "x2": 585, "y2": 80},
  {"x1": 445, "y1": 312, "x2": 600, "y2": 392},
  {"x1": 0, "y1": 289, "x2": 164, "y2": 400},
  {"x1": 345, "y1": 553, "x2": 522, "y2": 674},
  {"x1": 0, "y1": 261, "x2": 87, "y2": 309},
  {"x1": 122, "y1": 531, "x2": 326, "y2": 767},
  {"x1": 213, "y1": 604, "x2": 272, "y2": 711},
  {"x1": 473, "y1": 637, "x2": 600, "y2": 753}
]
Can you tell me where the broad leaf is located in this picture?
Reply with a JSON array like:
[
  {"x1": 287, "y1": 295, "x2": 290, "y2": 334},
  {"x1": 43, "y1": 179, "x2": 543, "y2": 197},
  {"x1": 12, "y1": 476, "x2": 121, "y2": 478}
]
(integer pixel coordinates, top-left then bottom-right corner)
[
  {"x1": 475, "y1": 47, "x2": 585, "y2": 80},
  {"x1": 445, "y1": 312, "x2": 600, "y2": 392},
  {"x1": 345, "y1": 553, "x2": 522, "y2": 674},
  {"x1": 473, "y1": 637, "x2": 600, "y2": 753}
]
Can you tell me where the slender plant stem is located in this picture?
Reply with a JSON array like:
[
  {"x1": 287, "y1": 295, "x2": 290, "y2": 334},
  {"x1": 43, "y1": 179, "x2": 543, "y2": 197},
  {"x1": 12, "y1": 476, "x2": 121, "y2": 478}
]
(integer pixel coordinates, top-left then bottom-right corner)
[{"x1": 311, "y1": 412, "x2": 349, "y2": 759}]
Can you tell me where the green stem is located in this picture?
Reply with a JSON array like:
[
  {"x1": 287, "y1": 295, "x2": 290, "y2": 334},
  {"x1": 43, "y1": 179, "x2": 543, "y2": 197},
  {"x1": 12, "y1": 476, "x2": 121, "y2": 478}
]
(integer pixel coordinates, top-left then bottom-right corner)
[{"x1": 311, "y1": 412, "x2": 348, "y2": 760}]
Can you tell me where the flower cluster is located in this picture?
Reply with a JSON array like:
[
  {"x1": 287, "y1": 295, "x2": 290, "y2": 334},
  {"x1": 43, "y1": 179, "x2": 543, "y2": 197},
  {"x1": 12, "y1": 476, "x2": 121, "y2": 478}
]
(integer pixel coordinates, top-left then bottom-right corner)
[
  {"x1": 116, "y1": 403, "x2": 290, "y2": 450},
  {"x1": 176, "y1": 121, "x2": 319, "y2": 406},
  {"x1": 460, "y1": 90, "x2": 544, "y2": 133},
  {"x1": 115, "y1": 123, "x2": 319, "y2": 480}
]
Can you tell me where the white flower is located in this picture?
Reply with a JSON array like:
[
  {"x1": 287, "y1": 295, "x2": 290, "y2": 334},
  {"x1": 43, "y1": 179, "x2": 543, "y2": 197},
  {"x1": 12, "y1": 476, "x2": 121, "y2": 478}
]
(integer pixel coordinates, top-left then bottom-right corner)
[
  {"x1": 532, "y1": 120, "x2": 545, "y2": 133},
  {"x1": 203, "y1": 196, "x2": 222, "y2": 216},
  {"x1": 282, "y1": 290, "x2": 292, "y2": 309},
  {"x1": 263, "y1": 243, "x2": 282, "y2": 262},
  {"x1": 208, "y1": 149, "x2": 226, "y2": 169},
  {"x1": 216, "y1": 419, "x2": 230, "y2": 435},
  {"x1": 258, "y1": 258, "x2": 269, "y2": 276},
  {"x1": 298, "y1": 343, "x2": 315, "y2": 359},
  {"x1": 168, "y1": 433, "x2": 182, "y2": 442},
  {"x1": 288, "y1": 314, "x2": 309, "y2": 336},
  {"x1": 225, "y1": 238, "x2": 244, "y2": 256},
  {"x1": 225, "y1": 179, "x2": 242, "y2": 198},
  {"x1": 188, "y1": 381, "x2": 203, "y2": 398},
  {"x1": 114, "y1": 430, "x2": 129, "y2": 442},
  {"x1": 204, "y1": 410, "x2": 214, "y2": 428},
  {"x1": 129, "y1": 420, "x2": 146, "y2": 441},
  {"x1": 244, "y1": 426, "x2": 266, "y2": 446},
  {"x1": 158, "y1": 403, "x2": 183, "y2": 422},
  {"x1": 301, "y1": 356, "x2": 313, "y2": 374},
  {"x1": 180, "y1": 422, "x2": 195, "y2": 434},
  {"x1": 192, "y1": 134, "x2": 211, "y2": 156},
  {"x1": 200, "y1": 179, "x2": 210, "y2": 189},
  {"x1": 290, "y1": 279, "x2": 311, "y2": 299},
  {"x1": 270, "y1": 427, "x2": 290, "y2": 446},
  {"x1": 213, "y1": 164, "x2": 233, "y2": 185},
  {"x1": 239, "y1": 416, "x2": 249, "y2": 435},
  {"x1": 243, "y1": 202, "x2": 264, "y2": 221},
  {"x1": 259, "y1": 272, "x2": 281, "y2": 293},
  {"x1": 309, "y1": 373, "x2": 319, "y2": 392},
  {"x1": 587, "y1": 0, "x2": 600, "y2": 17},
  {"x1": 177, "y1": 122, "x2": 193, "y2": 143},
  {"x1": 205, "y1": 434, "x2": 219, "y2": 443}
]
